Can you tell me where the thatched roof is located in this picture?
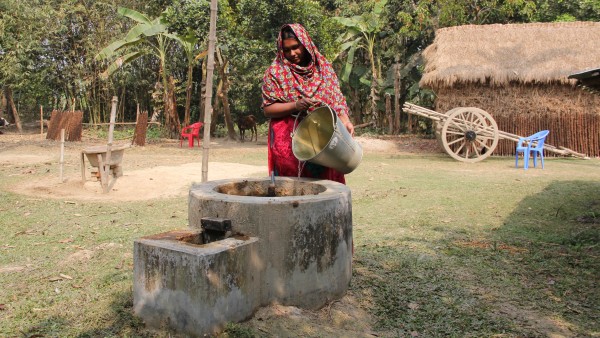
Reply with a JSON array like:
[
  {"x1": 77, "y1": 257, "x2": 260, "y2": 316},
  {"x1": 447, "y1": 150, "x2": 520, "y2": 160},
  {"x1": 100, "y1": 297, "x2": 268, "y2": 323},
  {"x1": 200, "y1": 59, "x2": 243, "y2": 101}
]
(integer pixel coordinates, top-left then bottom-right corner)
[{"x1": 420, "y1": 22, "x2": 600, "y2": 88}]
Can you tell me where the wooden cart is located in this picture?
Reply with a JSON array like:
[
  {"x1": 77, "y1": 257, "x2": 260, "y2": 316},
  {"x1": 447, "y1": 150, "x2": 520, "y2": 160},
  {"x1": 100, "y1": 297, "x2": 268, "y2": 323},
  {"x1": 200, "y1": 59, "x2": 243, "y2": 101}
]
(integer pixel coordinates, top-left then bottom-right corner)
[{"x1": 403, "y1": 103, "x2": 587, "y2": 162}]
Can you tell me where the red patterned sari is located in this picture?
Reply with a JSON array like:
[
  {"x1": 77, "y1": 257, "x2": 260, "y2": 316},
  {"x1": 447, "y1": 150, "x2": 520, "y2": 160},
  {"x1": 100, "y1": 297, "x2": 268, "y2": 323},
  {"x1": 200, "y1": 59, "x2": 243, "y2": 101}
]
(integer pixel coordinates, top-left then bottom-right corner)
[{"x1": 261, "y1": 24, "x2": 349, "y2": 184}]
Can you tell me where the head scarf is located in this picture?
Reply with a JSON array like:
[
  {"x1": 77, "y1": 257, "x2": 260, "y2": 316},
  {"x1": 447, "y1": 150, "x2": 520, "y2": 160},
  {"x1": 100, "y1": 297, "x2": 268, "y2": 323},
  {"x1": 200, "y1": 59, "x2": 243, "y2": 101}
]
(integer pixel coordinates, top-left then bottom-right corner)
[{"x1": 262, "y1": 24, "x2": 349, "y2": 117}]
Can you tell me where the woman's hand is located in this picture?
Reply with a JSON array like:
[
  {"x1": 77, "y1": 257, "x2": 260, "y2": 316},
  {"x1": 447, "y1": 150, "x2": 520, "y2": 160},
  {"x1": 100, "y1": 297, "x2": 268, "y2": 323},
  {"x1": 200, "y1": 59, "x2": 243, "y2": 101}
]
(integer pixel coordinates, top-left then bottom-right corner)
[
  {"x1": 344, "y1": 121, "x2": 355, "y2": 137},
  {"x1": 295, "y1": 97, "x2": 318, "y2": 111}
]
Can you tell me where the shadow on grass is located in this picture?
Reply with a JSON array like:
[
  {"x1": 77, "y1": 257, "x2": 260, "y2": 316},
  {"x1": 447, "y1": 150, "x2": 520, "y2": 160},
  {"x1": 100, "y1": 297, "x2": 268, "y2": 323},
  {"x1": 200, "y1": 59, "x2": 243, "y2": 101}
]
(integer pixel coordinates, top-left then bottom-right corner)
[
  {"x1": 21, "y1": 289, "x2": 149, "y2": 338},
  {"x1": 19, "y1": 316, "x2": 70, "y2": 337},
  {"x1": 74, "y1": 290, "x2": 150, "y2": 338},
  {"x1": 352, "y1": 180, "x2": 599, "y2": 337}
]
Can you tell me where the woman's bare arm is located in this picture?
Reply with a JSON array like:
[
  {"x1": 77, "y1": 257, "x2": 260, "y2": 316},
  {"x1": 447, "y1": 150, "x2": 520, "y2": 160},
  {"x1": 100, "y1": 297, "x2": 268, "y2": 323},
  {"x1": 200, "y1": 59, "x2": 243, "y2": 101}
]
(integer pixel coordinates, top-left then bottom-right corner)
[
  {"x1": 264, "y1": 98, "x2": 354, "y2": 136},
  {"x1": 263, "y1": 102, "x2": 297, "y2": 118},
  {"x1": 263, "y1": 98, "x2": 318, "y2": 118}
]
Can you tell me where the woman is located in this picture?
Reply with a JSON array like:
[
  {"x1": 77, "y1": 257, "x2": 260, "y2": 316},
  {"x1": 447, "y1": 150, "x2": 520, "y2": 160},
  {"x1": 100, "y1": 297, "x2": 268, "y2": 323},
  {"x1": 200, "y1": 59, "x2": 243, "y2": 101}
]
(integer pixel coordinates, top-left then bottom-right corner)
[{"x1": 262, "y1": 23, "x2": 355, "y2": 184}]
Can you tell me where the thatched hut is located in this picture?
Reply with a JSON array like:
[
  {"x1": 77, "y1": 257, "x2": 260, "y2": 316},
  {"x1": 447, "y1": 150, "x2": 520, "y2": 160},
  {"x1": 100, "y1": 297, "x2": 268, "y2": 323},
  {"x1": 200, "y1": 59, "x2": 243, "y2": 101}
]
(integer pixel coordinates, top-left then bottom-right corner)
[{"x1": 420, "y1": 21, "x2": 600, "y2": 157}]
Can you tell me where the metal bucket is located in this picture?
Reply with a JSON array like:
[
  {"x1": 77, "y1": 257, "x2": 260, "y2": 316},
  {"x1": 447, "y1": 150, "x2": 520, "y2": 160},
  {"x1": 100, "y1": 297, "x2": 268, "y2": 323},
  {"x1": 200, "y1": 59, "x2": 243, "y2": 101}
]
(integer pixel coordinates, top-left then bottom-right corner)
[{"x1": 292, "y1": 106, "x2": 363, "y2": 174}]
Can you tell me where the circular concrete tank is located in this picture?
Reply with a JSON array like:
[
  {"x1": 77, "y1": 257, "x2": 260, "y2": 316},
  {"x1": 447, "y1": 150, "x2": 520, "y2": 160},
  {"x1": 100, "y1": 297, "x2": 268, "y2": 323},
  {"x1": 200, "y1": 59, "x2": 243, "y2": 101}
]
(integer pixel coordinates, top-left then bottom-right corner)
[{"x1": 188, "y1": 177, "x2": 353, "y2": 309}]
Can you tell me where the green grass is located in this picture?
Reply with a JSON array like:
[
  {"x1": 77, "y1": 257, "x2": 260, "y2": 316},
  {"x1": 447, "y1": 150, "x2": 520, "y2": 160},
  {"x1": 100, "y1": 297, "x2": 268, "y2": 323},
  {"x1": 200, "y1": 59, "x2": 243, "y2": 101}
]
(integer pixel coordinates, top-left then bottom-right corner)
[
  {"x1": 0, "y1": 139, "x2": 599, "y2": 337},
  {"x1": 348, "y1": 154, "x2": 600, "y2": 337}
]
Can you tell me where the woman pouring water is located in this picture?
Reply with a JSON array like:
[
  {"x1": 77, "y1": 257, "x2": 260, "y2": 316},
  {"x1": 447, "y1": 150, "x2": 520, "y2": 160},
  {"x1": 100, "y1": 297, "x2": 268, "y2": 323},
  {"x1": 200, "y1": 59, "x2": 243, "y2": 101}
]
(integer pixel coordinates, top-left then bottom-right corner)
[{"x1": 261, "y1": 23, "x2": 355, "y2": 184}]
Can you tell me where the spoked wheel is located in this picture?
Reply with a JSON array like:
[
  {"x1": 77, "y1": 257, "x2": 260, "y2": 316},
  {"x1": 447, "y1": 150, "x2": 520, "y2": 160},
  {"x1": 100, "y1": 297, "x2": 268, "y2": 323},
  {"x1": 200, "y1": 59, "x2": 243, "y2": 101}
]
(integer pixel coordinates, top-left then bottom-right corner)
[{"x1": 441, "y1": 107, "x2": 499, "y2": 163}]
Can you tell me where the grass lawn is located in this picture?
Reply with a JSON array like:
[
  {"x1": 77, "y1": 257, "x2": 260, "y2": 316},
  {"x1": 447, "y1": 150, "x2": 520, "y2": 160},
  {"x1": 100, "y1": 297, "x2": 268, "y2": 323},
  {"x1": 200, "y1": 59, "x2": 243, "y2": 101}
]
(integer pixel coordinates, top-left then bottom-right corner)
[
  {"x1": 349, "y1": 153, "x2": 599, "y2": 337},
  {"x1": 0, "y1": 135, "x2": 598, "y2": 337}
]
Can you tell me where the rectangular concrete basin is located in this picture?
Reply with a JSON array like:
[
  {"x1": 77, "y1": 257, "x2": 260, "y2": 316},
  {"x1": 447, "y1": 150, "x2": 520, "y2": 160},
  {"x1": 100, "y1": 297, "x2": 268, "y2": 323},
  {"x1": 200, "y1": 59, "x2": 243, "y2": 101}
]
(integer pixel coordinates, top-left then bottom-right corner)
[{"x1": 133, "y1": 229, "x2": 261, "y2": 336}]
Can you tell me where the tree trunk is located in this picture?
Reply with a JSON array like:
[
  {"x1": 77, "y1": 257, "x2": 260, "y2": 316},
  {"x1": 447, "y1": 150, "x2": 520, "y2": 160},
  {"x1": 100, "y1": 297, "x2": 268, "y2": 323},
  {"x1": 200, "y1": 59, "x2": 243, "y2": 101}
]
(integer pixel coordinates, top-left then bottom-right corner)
[
  {"x1": 5, "y1": 87, "x2": 22, "y2": 132},
  {"x1": 350, "y1": 88, "x2": 363, "y2": 125},
  {"x1": 0, "y1": 89, "x2": 6, "y2": 118},
  {"x1": 119, "y1": 87, "x2": 126, "y2": 123},
  {"x1": 159, "y1": 48, "x2": 180, "y2": 137},
  {"x1": 385, "y1": 93, "x2": 393, "y2": 135},
  {"x1": 368, "y1": 41, "x2": 379, "y2": 127},
  {"x1": 393, "y1": 62, "x2": 401, "y2": 134},
  {"x1": 199, "y1": 57, "x2": 207, "y2": 122},
  {"x1": 184, "y1": 64, "x2": 193, "y2": 127},
  {"x1": 216, "y1": 48, "x2": 237, "y2": 140},
  {"x1": 166, "y1": 76, "x2": 181, "y2": 137},
  {"x1": 211, "y1": 78, "x2": 222, "y2": 137}
]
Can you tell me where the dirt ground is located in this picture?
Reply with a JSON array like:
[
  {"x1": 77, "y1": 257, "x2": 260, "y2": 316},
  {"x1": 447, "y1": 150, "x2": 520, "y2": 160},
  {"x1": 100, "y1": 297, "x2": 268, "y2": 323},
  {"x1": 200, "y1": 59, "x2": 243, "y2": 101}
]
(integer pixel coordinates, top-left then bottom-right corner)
[{"x1": 0, "y1": 130, "x2": 441, "y2": 202}]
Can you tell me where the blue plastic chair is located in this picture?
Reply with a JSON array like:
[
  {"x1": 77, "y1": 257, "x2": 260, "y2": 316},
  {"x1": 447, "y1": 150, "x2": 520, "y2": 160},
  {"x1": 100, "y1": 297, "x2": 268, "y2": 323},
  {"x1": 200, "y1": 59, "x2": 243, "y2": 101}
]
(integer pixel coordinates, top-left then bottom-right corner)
[{"x1": 515, "y1": 130, "x2": 550, "y2": 169}]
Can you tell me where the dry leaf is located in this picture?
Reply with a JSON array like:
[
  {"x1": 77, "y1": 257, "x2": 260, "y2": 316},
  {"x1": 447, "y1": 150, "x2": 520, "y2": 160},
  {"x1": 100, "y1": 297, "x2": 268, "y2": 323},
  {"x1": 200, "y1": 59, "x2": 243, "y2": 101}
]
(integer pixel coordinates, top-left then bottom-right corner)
[
  {"x1": 0, "y1": 304, "x2": 6, "y2": 311},
  {"x1": 58, "y1": 238, "x2": 73, "y2": 243},
  {"x1": 72, "y1": 284, "x2": 83, "y2": 289},
  {"x1": 49, "y1": 277, "x2": 62, "y2": 282},
  {"x1": 408, "y1": 302, "x2": 420, "y2": 310},
  {"x1": 115, "y1": 259, "x2": 125, "y2": 270},
  {"x1": 59, "y1": 273, "x2": 73, "y2": 280}
]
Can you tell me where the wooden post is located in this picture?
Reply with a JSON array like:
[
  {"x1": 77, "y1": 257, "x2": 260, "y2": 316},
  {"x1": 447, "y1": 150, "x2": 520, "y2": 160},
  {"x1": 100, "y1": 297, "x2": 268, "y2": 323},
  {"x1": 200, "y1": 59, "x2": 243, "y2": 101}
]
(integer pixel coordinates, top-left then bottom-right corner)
[
  {"x1": 59, "y1": 129, "x2": 65, "y2": 183},
  {"x1": 385, "y1": 93, "x2": 393, "y2": 135},
  {"x1": 201, "y1": 0, "x2": 218, "y2": 183},
  {"x1": 102, "y1": 96, "x2": 118, "y2": 193},
  {"x1": 81, "y1": 152, "x2": 86, "y2": 183},
  {"x1": 97, "y1": 154, "x2": 108, "y2": 190}
]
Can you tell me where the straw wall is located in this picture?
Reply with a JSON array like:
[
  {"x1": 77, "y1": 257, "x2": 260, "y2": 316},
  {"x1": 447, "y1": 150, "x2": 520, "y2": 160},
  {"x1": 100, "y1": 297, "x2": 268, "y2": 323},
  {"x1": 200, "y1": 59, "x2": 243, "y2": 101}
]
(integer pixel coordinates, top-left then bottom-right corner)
[
  {"x1": 46, "y1": 110, "x2": 83, "y2": 141},
  {"x1": 132, "y1": 111, "x2": 148, "y2": 146},
  {"x1": 435, "y1": 84, "x2": 600, "y2": 157}
]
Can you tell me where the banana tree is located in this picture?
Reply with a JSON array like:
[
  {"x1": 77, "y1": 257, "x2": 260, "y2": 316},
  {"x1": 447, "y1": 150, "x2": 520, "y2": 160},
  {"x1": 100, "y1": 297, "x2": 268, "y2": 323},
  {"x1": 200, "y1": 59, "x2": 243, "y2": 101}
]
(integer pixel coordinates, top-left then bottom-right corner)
[
  {"x1": 170, "y1": 30, "x2": 207, "y2": 127},
  {"x1": 97, "y1": 7, "x2": 181, "y2": 136},
  {"x1": 333, "y1": 0, "x2": 388, "y2": 124}
]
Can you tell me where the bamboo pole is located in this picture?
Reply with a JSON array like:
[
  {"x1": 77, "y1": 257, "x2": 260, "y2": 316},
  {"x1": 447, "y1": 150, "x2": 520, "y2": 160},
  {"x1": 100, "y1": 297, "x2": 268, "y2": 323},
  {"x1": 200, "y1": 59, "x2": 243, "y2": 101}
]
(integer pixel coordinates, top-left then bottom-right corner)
[{"x1": 201, "y1": 0, "x2": 218, "y2": 183}]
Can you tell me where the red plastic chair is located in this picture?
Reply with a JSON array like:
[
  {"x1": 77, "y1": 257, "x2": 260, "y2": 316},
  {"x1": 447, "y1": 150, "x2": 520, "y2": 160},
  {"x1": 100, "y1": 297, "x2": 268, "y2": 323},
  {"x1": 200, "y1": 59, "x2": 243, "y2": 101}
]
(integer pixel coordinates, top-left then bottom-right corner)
[{"x1": 180, "y1": 122, "x2": 203, "y2": 148}]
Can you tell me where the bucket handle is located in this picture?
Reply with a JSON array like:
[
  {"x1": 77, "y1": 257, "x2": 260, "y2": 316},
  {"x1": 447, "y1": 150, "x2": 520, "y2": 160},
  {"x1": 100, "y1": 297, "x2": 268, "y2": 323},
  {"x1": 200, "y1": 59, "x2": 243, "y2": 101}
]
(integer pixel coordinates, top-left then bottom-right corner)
[{"x1": 290, "y1": 102, "x2": 334, "y2": 139}]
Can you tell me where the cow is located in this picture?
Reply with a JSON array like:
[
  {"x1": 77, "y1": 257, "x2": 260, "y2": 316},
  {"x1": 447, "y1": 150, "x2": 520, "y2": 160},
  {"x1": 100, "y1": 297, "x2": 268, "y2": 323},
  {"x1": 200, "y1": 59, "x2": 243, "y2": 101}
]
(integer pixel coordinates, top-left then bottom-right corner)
[
  {"x1": 0, "y1": 117, "x2": 9, "y2": 134},
  {"x1": 237, "y1": 114, "x2": 257, "y2": 142}
]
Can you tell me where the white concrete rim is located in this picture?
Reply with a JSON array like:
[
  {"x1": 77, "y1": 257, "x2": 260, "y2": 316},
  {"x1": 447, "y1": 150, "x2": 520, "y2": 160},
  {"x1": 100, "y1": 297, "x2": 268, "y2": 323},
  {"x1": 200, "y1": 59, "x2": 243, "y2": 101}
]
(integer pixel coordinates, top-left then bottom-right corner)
[{"x1": 189, "y1": 177, "x2": 350, "y2": 204}]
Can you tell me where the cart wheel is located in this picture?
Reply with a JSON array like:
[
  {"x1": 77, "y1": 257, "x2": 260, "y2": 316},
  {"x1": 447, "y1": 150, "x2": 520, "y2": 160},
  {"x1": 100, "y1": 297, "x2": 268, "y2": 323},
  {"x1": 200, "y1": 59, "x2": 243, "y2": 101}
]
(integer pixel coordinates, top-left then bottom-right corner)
[
  {"x1": 441, "y1": 107, "x2": 499, "y2": 163},
  {"x1": 435, "y1": 107, "x2": 462, "y2": 149}
]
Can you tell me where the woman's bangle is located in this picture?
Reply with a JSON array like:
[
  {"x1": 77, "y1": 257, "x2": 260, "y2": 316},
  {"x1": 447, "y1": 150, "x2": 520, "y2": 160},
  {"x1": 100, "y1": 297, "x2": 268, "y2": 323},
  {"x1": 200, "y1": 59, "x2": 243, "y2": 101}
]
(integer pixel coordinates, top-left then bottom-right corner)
[{"x1": 294, "y1": 100, "x2": 299, "y2": 111}]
